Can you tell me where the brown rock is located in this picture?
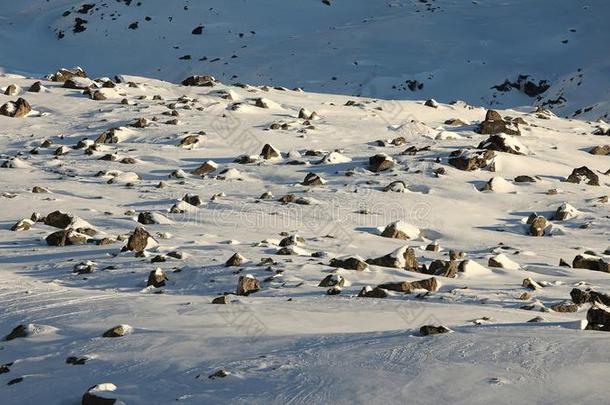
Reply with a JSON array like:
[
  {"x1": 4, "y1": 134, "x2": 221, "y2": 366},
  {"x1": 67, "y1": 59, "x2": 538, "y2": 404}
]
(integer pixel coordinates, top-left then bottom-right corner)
[
  {"x1": 237, "y1": 275, "x2": 260, "y2": 295},
  {"x1": 330, "y1": 257, "x2": 367, "y2": 271},
  {"x1": 566, "y1": 166, "x2": 600, "y2": 186}
]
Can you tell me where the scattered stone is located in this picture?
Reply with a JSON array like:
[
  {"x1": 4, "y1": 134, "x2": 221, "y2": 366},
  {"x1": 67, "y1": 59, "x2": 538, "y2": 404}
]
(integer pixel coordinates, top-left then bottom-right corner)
[
  {"x1": 550, "y1": 302, "x2": 578, "y2": 313},
  {"x1": 523, "y1": 277, "x2": 542, "y2": 290},
  {"x1": 46, "y1": 229, "x2": 88, "y2": 246},
  {"x1": 573, "y1": 255, "x2": 609, "y2": 273},
  {"x1": 125, "y1": 227, "x2": 157, "y2": 253},
  {"x1": 301, "y1": 172, "x2": 325, "y2": 186},
  {"x1": 192, "y1": 161, "x2": 217, "y2": 176},
  {"x1": 226, "y1": 253, "x2": 246, "y2": 267},
  {"x1": 448, "y1": 150, "x2": 495, "y2": 171},
  {"x1": 182, "y1": 75, "x2": 217, "y2": 87},
  {"x1": 260, "y1": 144, "x2": 281, "y2": 159},
  {"x1": 11, "y1": 218, "x2": 33, "y2": 231},
  {"x1": 50, "y1": 67, "x2": 87, "y2": 82},
  {"x1": 424, "y1": 99, "x2": 439, "y2": 108},
  {"x1": 0, "y1": 98, "x2": 32, "y2": 118},
  {"x1": 318, "y1": 274, "x2": 346, "y2": 287},
  {"x1": 330, "y1": 256, "x2": 368, "y2": 271},
  {"x1": 102, "y1": 324, "x2": 133, "y2": 338},
  {"x1": 529, "y1": 216, "x2": 548, "y2": 237},
  {"x1": 420, "y1": 325, "x2": 451, "y2": 336},
  {"x1": 514, "y1": 175, "x2": 536, "y2": 183},
  {"x1": 369, "y1": 153, "x2": 394, "y2": 172},
  {"x1": 422, "y1": 260, "x2": 457, "y2": 278},
  {"x1": 209, "y1": 369, "x2": 230, "y2": 379},
  {"x1": 237, "y1": 275, "x2": 260, "y2": 295},
  {"x1": 212, "y1": 296, "x2": 230, "y2": 304},
  {"x1": 478, "y1": 134, "x2": 527, "y2": 155},
  {"x1": 28, "y1": 81, "x2": 43, "y2": 93},
  {"x1": 380, "y1": 221, "x2": 421, "y2": 240},
  {"x1": 571, "y1": 288, "x2": 610, "y2": 306},
  {"x1": 586, "y1": 305, "x2": 610, "y2": 331},
  {"x1": 358, "y1": 286, "x2": 388, "y2": 298},
  {"x1": 566, "y1": 166, "x2": 599, "y2": 186},
  {"x1": 488, "y1": 254, "x2": 520, "y2": 270},
  {"x1": 477, "y1": 110, "x2": 520, "y2": 135},
  {"x1": 82, "y1": 383, "x2": 120, "y2": 405},
  {"x1": 553, "y1": 203, "x2": 579, "y2": 221},
  {"x1": 147, "y1": 268, "x2": 168, "y2": 288},
  {"x1": 590, "y1": 145, "x2": 610, "y2": 156}
]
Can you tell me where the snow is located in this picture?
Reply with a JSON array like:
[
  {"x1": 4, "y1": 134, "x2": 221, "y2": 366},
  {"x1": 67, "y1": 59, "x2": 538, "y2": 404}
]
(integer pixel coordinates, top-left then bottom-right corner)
[{"x1": 0, "y1": 6, "x2": 609, "y2": 401}]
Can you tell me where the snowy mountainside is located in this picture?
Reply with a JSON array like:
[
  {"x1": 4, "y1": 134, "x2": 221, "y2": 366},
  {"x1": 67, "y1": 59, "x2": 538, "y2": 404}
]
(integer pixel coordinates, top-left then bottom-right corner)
[
  {"x1": 0, "y1": 0, "x2": 609, "y2": 120},
  {"x1": 0, "y1": 66, "x2": 609, "y2": 403}
]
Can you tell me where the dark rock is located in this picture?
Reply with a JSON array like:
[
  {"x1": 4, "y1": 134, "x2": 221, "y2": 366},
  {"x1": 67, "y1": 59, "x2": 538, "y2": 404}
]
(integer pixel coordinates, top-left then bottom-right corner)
[
  {"x1": 4, "y1": 325, "x2": 27, "y2": 341},
  {"x1": 586, "y1": 305, "x2": 610, "y2": 331},
  {"x1": 369, "y1": 154, "x2": 394, "y2": 172},
  {"x1": 212, "y1": 296, "x2": 230, "y2": 304},
  {"x1": 102, "y1": 324, "x2": 133, "y2": 338},
  {"x1": 0, "y1": 98, "x2": 32, "y2": 118},
  {"x1": 420, "y1": 325, "x2": 451, "y2": 336},
  {"x1": 477, "y1": 134, "x2": 526, "y2": 155},
  {"x1": 448, "y1": 150, "x2": 495, "y2": 171},
  {"x1": 422, "y1": 260, "x2": 457, "y2": 278},
  {"x1": 566, "y1": 166, "x2": 599, "y2": 186},
  {"x1": 573, "y1": 255, "x2": 610, "y2": 273},
  {"x1": 226, "y1": 253, "x2": 245, "y2": 267},
  {"x1": 330, "y1": 257, "x2": 367, "y2": 271},
  {"x1": 571, "y1": 288, "x2": 610, "y2": 306},
  {"x1": 529, "y1": 216, "x2": 548, "y2": 237},
  {"x1": 46, "y1": 229, "x2": 88, "y2": 246},
  {"x1": 318, "y1": 274, "x2": 345, "y2": 287},
  {"x1": 182, "y1": 75, "x2": 216, "y2": 87},
  {"x1": 301, "y1": 172, "x2": 325, "y2": 186},
  {"x1": 358, "y1": 286, "x2": 388, "y2": 298},
  {"x1": 260, "y1": 144, "x2": 281, "y2": 160},
  {"x1": 147, "y1": 269, "x2": 168, "y2": 288},
  {"x1": 125, "y1": 227, "x2": 155, "y2": 253},
  {"x1": 514, "y1": 175, "x2": 536, "y2": 183},
  {"x1": 590, "y1": 145, "x2": 610, "y2": 156}
]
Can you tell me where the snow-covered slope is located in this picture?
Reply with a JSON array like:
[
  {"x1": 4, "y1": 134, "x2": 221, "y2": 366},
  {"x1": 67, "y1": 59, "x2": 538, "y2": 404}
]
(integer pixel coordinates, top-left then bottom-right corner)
[
  {"x1": 1, "y1": 0, "x2": 609, "y2": 120},
  {"x1": 0, "y1": 68, "x2": 609, "y2": 403}
]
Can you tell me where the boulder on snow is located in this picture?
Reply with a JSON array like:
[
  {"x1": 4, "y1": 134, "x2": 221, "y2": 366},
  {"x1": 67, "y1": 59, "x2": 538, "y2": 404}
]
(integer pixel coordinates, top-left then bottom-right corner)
[
  {"x1": 236, "y1": 275, "x2": 260, "y2": 296},
  {"x1": 301, "y1": 172, "x2": 325, "y2": 186},
  {"x1": 378, "y1": 277, "x2": 438, "y2": 293},
  {"x1": 529, "y1": 215, "x2": 548, "y2": 237},
  {"x1": 50, "y1": 67, "x2": 87, "y2": 82},
  {"x1": 0, "y1": 98, "x2": 31, "y2": 118},
  {"x1": 260, "y1": 144, "x2": 281, "y2": 160},
  {"x1": 477, "y1": 134, "x2": 527, "y2": 155},
  {"x1": 358, "y1": 286, "x2": 388, "y2": 298},
  {"x1": 586, "y1": 305, "x2": 610, "y2": 331},
  {"x1": 477, "y1": 110, "x2": 521, "y2": 135},
  {"x1": 573, "y1": 255, "x2": 610, "y2": 273},
  {"x1": 318, "y1": 274, "x2": 346, "y2": 287},
  {"x1": 448, "y1": 149, "x2": 495, "y2": 171},
  {"x1": 124, "y1": 227, "x2": 157, "y2": 253},
  {"x1": 566, "y1": 166, "x2": 599, "y2": 186},
  {"x1": 422, "y1": 260, "x2": 457, "y2": 278},
  {"x1": 192, "y1": 161, "x2": 218, "y2": 176},
  {"x1": 182, "y1": 75, "x2": 217, "y2": 87},
  {"x1": 420, "y1": 325, "x2": 451, "y2": 336},
  {"x1": 46, "y1": 229, "x2": 88, "y2": 246},
  {"x1": 226, "y1": 253, "x2": 246, "y2": 267},
  {"x1": 82, "y1": 383, "x2": 122, "y2": 405},
  {"x1": 380, "y1": 221, "x2": 421, "y2": 240},
  {"x1": 366, "y1": 246, "x2": 419, "y2": 270},
  {"x1": 479, "y1": 177, "x2": 516, "y2": 193},
  {"x1": 488, "y1": 253, "x2": 520, "y2": 270},
  {"x1": 147, "y1": 268, "x2": 168, "y2": 288},
  {"x1": 369, "y1": 154, "x2": 394, "y2": 172},
  {"x1": 571, "y1": 288, "x2": 610, "y2": 306},
  {"x1": 329, "y1": 256, "x2": 368, "y2": 271},
  {"x1": 590, "y1": 145, "x2": 610, "y2": 156},
  {"x1": 552, "y1": 203, "x2": 579, "y2": 221},
  {"x1": 102, "y1": 324, "x2": 133, "y2": 338}
]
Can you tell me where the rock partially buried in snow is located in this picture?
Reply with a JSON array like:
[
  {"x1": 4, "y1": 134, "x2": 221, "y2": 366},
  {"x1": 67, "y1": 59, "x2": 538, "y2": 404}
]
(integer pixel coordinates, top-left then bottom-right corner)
[
  {"x1": 553, "y1": 203, "x2": 579, "y2": 221},
  {"x1": 329, "y1": 256, "x2": 368, "y2": 271},
  {"x1": 529, "y1": 215, "x2": 548, "y2": 237},
  {"x1": 46, "y1": 229, "x2": 89, "y2": 246},
  {"x1": 586, "y1": 305, "x2": 610, "y2": 331},
  {"x1": 380, "y1": 221, "x2": 421, "y2": 240},
  {"x1": 573, "y1": 255, "x2": 610, "y2": 273},
  {"x1": 369, "y1": 154, "x2": 394, "y2": 172},
  {"x1": 488, "y1": 254, "x2": 520, "y2": 270},
  {"x1": 147, "y1": 268, "x2": 168, "y2": 288},
  {"x1": 479, "y1": 177, "x2": 516, "y2": 193},
  {"x1": 301, "y1": 172, "x2": 325, "y2": 186},
  {"x1": 0, "y1": 98, "x2": 31, "y2": 118},
  {"x1": 318, "y1": 274, "x2": 346, "y2": 287},
  {"x1": 82, "y1": 383, "x2": 124, "y2": 405},
  {"x1": 358, "y1": 286, "x2": 388, "y2": 298},
  {"x1": 478, "y1": 134, "x2": 528, "y2": 155},
  {"x1": 448, "y1": 150, "x2": 495, "y2": 171},
  {"x1": 237, "y1": 275, "x2": 260, "y2": 295},
  {"x1": 4, "y1": 324, "x2": 55, "y2": 341},
  {"x1": 226, "y1": 253, "x2": 246, "y2": 267},
  {"x1": 566, "y1": 166, "x2": 599, "y2": 186},
  {"x1": 192, "y1": 160, "x2": 218, "y2": 176},
  {"x1": 420, "y1": 325, "x2": 452, "y2": 336},
  {"x1": 477, "y1": 110, "x2": 520, "y2": 136},
  {"x1": 367, "y1": 246, "x2": 419, "y2": 270},
  {"x1": 124, "y1": 227, "x2": 158, "y2": 253},
  {"x1": 102, "y1": 324, "x2": 133, "y2": 338},
  {"x1": 260, "y1": 144, "x2": 281, "y2": 160}
]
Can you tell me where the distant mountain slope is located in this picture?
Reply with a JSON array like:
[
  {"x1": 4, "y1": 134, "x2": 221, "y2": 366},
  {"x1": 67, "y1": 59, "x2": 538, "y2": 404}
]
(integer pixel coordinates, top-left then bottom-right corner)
[{"x1": 0, "y1": 0, "x2": 609, "y2": 120}]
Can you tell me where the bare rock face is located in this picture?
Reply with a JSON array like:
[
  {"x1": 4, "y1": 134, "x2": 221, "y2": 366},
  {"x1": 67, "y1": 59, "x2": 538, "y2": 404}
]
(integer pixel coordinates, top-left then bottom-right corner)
[
  {"x1": 586, "y1": 305, "x2": 610, "y2": 331},
  {"x1": 477, "y1": 134, "x2": 527, "y2": 155},
  {"x1": 330, "y1": 257, "x2": 368, "y2": 271},
  {"x1": 0, "y1": 98, "x2": 32, "y2": 118},
  {"x1": 369, "y1": 154, "x2": 394, "y2": 172},
  {"x1": 448, "y1": 149, "x2": 495, "y2": 171},
  {"x1": 477, "y1": 110, "x2": 521, "y2": 135},
  {"x1": 573, "y1": 255, "x2": 610, "y2": 273},
  {"x1": 420, "y1": 325, "x2": 451, "y2": 336},
  {"x1": 529, "y1": 216, "x2": 548, "y2": 237},
  {"x1": 102, "y1": 324, "x2": 133, "y2": 338},
  {"x1": 125, "y1": 227, "x2": 156, "y2": 253},
  {"x1": 237, "y1": 275, "x2": 260, "y2": 295},
  {"x1": 182, "y1": 75, "x2": 217, "y2": 87},
  {"x1": 147, "y1": 268, "x2": 168, "y2": 288},
  {"x1": 566, "y1": 166, "x2": 599, "y2": 186}
]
